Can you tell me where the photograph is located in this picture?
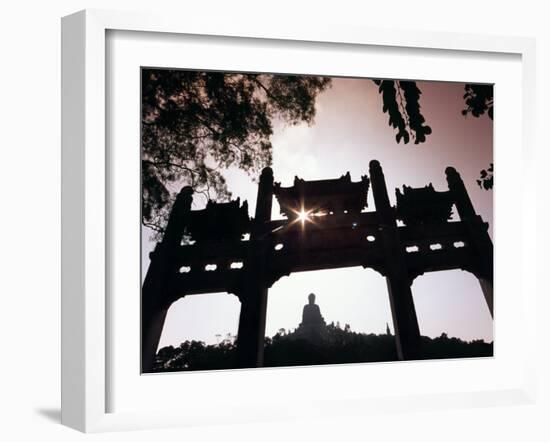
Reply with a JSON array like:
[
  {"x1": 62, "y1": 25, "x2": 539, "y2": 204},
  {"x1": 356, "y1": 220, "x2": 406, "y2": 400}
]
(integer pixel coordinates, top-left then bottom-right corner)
[{"x1": 140, "y1": 69, "x2": 494, "y2": 373}]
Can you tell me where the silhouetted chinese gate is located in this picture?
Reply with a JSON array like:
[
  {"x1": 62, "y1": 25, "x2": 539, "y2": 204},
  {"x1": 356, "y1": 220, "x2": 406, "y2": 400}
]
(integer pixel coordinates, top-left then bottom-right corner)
[{"x1": 142, "y1": 161, "x2": 493, "y2": 372}]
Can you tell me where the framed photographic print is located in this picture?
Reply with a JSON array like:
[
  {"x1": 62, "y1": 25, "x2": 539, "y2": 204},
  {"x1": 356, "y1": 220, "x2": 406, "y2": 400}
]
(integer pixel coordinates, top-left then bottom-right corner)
[
  {"x1": 140, "y1": 69, "x2": 494, "y2": 374},
  {"x1": 62, "y1": 9, "x2": 537, "y2": 433}
]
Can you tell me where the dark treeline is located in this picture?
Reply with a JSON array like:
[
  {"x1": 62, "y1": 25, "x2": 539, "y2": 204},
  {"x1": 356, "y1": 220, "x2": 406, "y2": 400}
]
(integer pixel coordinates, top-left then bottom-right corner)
[{"x1": 152, "y1": 324, "x2": 493, "y2": 372}]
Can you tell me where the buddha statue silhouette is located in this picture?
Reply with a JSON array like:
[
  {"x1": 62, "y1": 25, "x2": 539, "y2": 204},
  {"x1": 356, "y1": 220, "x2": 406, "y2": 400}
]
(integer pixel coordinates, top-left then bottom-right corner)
[
  {"x1": 302, "y1": 293, "x2": 325, "y2": 325},
  {"x1": 296, "y1": 293, "x2": 327, "y2": 341}
]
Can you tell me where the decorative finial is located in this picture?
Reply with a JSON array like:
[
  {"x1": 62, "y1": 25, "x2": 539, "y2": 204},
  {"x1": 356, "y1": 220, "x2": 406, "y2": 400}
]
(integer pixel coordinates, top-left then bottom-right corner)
[
  {"x1": 261, "y1": 166, "x2": 273, "y2": 177},
  {"x1": 176, "y1": 186, "x2": 194, "y2": 203},
  {"x1": 369, "y1": 160, "x2": 381, "y2": 169},
  {"x1": 178, "y1": 186, "x2": 194, "y2": 196},
  {"x1": 445, "y1": 166, "x2": 458, "y2": 177}
]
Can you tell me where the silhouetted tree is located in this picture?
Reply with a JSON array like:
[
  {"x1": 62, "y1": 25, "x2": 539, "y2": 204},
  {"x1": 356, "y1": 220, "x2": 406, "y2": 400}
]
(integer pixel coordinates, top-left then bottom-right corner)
[
  {"x1": 373, "y1": 80, "x2": 432, "y2": 145},
  {"x1": 152, "y1": 328, "x2": 493, "y2": 372},
  {"x1": 374, "y1": 81, "x2": 493, "y2": 146},
  {"x1": 463, "y1": 84, "x2": 494, "y2": 190},
  {"x1": 462, "y1": 84, "x2": 494, "y2": 120},
  {"x1": 374, "y1": 80, "x2": 494, "y2": 189},
  {"x1": 142, "y1": 69, "x2": 331, "y2": 235},
  {"x1": 477, "y1": 162, "x2": 494, "y2": 190}
]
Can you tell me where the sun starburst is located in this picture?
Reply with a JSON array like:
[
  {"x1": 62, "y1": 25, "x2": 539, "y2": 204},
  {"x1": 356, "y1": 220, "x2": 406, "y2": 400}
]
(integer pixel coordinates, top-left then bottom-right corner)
[{"x1": 297, "y1": 209, "x2": 310, "y2": 224}]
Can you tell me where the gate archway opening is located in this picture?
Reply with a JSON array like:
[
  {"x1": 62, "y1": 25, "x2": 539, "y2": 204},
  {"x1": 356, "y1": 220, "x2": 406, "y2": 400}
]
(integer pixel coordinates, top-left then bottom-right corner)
[
  {"x1": 157, "y1": 292, "x2": 240, "y2": 351},
  {"x1": 265, "y1": 267, "x2": 392, "y2": 339},
  {"x1": 412, "y1": 269, "x2": 493, "y2": 343}
]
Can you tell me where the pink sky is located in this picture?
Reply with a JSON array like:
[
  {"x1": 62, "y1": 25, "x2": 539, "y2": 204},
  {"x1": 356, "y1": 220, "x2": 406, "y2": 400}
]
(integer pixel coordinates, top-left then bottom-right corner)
[{"x1": 142, "y1": 76, "x2": 493, "y2": 349}]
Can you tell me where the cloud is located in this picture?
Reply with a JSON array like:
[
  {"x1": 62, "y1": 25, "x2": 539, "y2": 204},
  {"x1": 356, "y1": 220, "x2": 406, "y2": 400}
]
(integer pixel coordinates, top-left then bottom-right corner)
[{"x1": 271, "y1": 122, "x2": 319, "y2": 183}]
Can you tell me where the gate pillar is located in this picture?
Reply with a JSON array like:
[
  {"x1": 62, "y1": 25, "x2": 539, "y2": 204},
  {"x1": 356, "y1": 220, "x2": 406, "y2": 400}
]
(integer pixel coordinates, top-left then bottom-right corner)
[
  {"x1": 141, "y1": 186, "x2": 193, "y2": 372},
  {"x1": 446, "y1": 167, "x2": 494, "y2": 317},
  {"x1": 236, "y1": 285, "x2": 269, "y2": 368},
  {"x1": 235, "y1": 167, "x2": 273, "y2": 368},
  {"x1": 369, "y1": 160, "x2": 421, "y2": 360},
  {"x1": 478, "y1": 276, "x2": 493, "y2": 317}
]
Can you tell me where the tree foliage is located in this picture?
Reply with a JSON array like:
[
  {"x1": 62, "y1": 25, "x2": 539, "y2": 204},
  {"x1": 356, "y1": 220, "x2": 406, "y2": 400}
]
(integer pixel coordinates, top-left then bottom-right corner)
[
  {"x1": 374, "y1": 80, "x2": 494, "y2": 190},
  {"x1": 373, "y1": 80, "x2": 432, "y2": 144},
  {"x1": 477, "y1": 162, "x2": 494, "y2": 190},
  {"x1": 152, "y1": 326, "x2": 493, "y2": 372},
  {"x1": 462, "y1": 84, "x2": 494, "y2": 120},
  {"x1": 141, "y1": 69, "x2": 330, "y2": 235},
  {"x1": 461, "y1": 84, "x2": 494, "y2": 190}
]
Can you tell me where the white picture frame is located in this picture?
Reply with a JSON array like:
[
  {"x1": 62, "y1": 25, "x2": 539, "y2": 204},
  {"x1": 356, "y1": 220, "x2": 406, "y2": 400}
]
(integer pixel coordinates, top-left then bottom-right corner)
[{"x1": 61, "y1": 9, "x2": 537, "y2": 433}]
